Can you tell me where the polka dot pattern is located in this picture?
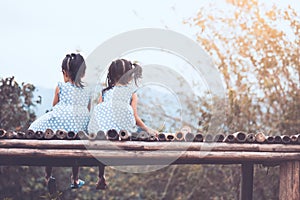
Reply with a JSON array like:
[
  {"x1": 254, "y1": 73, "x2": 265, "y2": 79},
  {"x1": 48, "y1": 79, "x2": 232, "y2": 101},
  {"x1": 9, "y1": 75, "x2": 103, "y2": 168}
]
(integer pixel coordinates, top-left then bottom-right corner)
[
  {"x1": 29, "y1": 82, "x2": 90, "y2": 132},
  {"x1": 88, "y1": 84, "x2": 137, "y2": 133}
]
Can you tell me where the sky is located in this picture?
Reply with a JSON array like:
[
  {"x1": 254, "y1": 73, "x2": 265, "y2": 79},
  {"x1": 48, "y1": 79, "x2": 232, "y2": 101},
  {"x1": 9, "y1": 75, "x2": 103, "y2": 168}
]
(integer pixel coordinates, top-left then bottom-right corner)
[
  {"x1": 1, "y1": 0, "x2": 299, "y2": 89},
  {"x1": 0, "y1": 0, "x2": 207, "y2": 89}
]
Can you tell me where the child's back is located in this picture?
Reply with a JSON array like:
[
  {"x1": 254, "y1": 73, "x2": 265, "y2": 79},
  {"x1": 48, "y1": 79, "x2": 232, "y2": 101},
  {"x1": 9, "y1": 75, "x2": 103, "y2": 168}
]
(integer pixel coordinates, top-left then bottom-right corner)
[
  {"x1": 29, "y1": 54, "x2": 90, "y2": 133},
  {"x1": 88, "y1": 84, "x2": 136, "y2": 133},
  {"x1": 87, "y1": 59, "x2": 158, "y2": 190},
  {"x1": 56, "y1": 82, "x2": 90, "y2": 107},
  {"x1": 29, "y1": 82, "x2": 90, "y2": 133}
]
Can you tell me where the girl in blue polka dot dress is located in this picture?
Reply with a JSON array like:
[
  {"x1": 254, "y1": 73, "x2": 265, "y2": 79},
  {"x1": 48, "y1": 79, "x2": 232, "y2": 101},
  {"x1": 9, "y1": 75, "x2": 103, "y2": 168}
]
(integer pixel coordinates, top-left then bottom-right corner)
[
  {"x1": 29, "y1": 53, "x2": 90, "y2": 191},
  {"x1": 88, "y1": 59, "x2": 158, "y2": 190}
]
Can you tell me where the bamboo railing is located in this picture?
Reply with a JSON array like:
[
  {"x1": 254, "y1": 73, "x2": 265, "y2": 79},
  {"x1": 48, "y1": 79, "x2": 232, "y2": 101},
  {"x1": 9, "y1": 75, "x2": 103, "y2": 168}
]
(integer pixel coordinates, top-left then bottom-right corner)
[
  {"x1": 0, "y1": 128, "x2": 299, "y2": 145},
  {"x1": 0, "y1": 128, "x2": 299, "y2": 200},
  {"x1": 0, "y1": 128, "x2": 300, "y2": 166}
]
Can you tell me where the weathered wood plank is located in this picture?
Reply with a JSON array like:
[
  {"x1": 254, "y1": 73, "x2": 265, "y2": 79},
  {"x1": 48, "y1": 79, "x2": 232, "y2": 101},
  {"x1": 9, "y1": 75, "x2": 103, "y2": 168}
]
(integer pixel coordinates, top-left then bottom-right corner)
[
  {"x1": 279, "y1": 161, "x2": 300, "y2": 200},
  {"x1": 240, "y1": 163, "x2": 254, "y2": 200},
  {"x1": 1, "y1": 139, "x2": 300, "y2": 152},
  {"x1": 0, "y1": 148, "x2": 300, "y2": 166}
]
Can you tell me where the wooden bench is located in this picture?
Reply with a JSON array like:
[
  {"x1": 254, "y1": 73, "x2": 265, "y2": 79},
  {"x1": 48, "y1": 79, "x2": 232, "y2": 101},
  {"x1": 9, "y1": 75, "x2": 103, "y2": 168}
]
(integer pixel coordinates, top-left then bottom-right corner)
[{"x1": 0, "y1": 139, "x2": 299, "y2": 200}]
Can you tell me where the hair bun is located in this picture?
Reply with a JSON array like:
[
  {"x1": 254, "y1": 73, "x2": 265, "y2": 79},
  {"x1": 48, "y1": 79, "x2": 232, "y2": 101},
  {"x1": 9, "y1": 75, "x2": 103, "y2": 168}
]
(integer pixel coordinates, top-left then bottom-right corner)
[{"x1": 70, "y1": 53, "x2": 76, "y2": 58}]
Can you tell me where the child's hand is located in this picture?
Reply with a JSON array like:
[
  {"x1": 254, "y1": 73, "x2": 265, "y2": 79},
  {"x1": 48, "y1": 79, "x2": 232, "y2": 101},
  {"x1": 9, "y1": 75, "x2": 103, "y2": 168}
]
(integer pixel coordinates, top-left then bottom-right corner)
[{"x1": 146, "y1": 127, "x2": 159, "y2": 137}]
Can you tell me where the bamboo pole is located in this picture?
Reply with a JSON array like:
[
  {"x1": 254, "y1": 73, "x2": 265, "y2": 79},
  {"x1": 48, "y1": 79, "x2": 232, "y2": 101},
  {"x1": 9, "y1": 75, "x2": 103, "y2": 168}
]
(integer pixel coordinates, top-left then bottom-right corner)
[
  {"x1": 148, "y1": 133, "x2": 157, "y2": 141},
  {"x1": 233, "y1": 132, "x2": 247, "y2": 143},
  {"x1": 131, "y1": 132, "x2": 139, "y2": 141},
  {"x1": 107, "y1": 129, "x2": 119, "y2": 141},
  {"x1": 281, "y1": 135, "x2": 291, "y2": 144},
  {"x1": 77, "y1": 131, "x2": 88, "y2": 140},
  {"x1": 88, "y1": 132, "x2": 97, "y2": 140},
  {"x1": 119, "y1": 130, "x2": 130, "y2": 141},
  {"x1": 266, "y1": 136, "x2": 275, "y2": 144},
  {"x1": 138, "y1": 131, "x2": 150, "y2": 141},
  {"x1": 0, "y1": 129, "x2": 6, "y2": 139},
  {"x1": 3, "y1": 140, "x2": 300, "y2": 152},
  {"x1": 184, "y1": 132, "x2": 195, "y2": 142},
  {"x1": 255, "y1": 132, "x2": 266, "y2": 143},
  {"x1": 175, "y1": 131, "x2": 184, "y2": 141},
  {"x1": 67, "y1": 131, "x2": 77, "y2": 140},
  {"x1": 225, "y1": 132, "x2": 247, "y2": 143},
  {"x1": 204, "y1": 133, "x2": 214, "y2": 142},
  {"x1": 290, "y1": 135, "x2": 299, "y2": 143},
  {"x1": 16, "y1": 131, "x2": 26, "y2": 139},
  {"x1": 224, "y1": 134, "x2": 235, "y2": 143},
  {"x1": 44, "y1": 129, "x2": 55, "y2": 139},
  {"x1": 194, "y1": 133, "x2": 203, "y2": 142},
  {"x1": 6, "y1": 130, "x2": 17, "y2": 139},
  {"x1": 158, "y1": 133, "x2": 166, "y2": 141},
  {"x1": 25, "y1": 129, "x2": 35, "y2": 139},
  {"x1": 274, "y1": 135, "x2": 282, "y2": 144},
  {"x1": 35, "y1": 131, "x2": 44, "y2": 139},
  {"x1": 181, "y1": 126, "x2": 194, "y2": 142},
  {"x1": 56, "y1": 129, "x2": 67, "y2": 140},
  {"x1": 213, "y1": 133, "x2": 225, "y2": 142},
  {"x1": 0, "y1": 149, "x2": 300, "y2": 166},
  {"x1": 246, "y1": 133, "x2": 256, "y2": 143},
  {"x1": 165, "y1": 133, "x2": 175, "y2": 142},
  {"x1": 96, "y1": 130, "x2": 106, "y2": 140}
]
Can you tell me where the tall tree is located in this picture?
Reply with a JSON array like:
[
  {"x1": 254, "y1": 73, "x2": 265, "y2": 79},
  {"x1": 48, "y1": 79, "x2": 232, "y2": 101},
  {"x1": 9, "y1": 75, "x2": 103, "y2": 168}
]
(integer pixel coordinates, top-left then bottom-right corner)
[
  {"x1": 187, "y1": 0, "x2": 300, "y2": 135},
  {"x1": 0, "y1": 76, "x2": 40, "y2": 131},
  {"x1": 180, "y1": 0, "x2": 300, "y2": 199},
  {"x1": 0, "y1": 77, "x2": 45, "y2": 199}
]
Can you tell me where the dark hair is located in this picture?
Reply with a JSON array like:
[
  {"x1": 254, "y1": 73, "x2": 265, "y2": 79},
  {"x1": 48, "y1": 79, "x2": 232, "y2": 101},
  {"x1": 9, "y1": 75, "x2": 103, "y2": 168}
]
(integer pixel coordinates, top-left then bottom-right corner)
[
  {"x1": 61, "y1": 53, "x2": 86, "y2": 88},
  {"x1": 102, "y1": 59, "x2": 142, "y2": 94}
]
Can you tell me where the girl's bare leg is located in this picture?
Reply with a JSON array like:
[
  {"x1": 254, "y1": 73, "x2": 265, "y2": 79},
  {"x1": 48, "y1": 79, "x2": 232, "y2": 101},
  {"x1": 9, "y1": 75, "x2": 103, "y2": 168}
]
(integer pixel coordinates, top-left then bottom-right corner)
[
  {"x1": 96, "y1": 164, "x2": 107, "y2": 190},
  {"x1": 45, "y1": 166, "x2": 52, "y2": 180},
  {"x1": 72, "y1": 166, "x2": 79, "y2": 183}
]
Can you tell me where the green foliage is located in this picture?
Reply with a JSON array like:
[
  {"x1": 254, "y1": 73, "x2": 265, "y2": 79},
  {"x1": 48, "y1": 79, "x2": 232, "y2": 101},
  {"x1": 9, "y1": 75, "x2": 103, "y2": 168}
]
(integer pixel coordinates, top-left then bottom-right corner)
[
  {"x1": 0, "y1": 76, "x2": 40, "y2": 131},
  {"x1": 187, "y1": 0, "x2": 300, "y2": 135},
  {"x1": 183, "y1": 0, "x2": 298, "y2": 199},
  {"x1": 0, "y1": 163, "x2": 279, "y2": 200},
  {"x1": 0, "y1": 77, "x2": 43, "y2": 199},
  {"x1": 0, "y1": 166, "x2": 45, "y2": 199}
]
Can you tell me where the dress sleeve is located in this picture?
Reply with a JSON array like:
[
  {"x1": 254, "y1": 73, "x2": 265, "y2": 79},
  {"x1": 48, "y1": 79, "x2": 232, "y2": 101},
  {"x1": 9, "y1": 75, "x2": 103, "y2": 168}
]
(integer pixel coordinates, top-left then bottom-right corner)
[
  {"x1": 57, "y1": 82, "x2": 62, "y2": 89},
  {"x1": 129, "y1": 81, "x2": 139, "y2": 94},
  {"x1": 57, "y1": 82, "x2": 63, "y2": 95}
]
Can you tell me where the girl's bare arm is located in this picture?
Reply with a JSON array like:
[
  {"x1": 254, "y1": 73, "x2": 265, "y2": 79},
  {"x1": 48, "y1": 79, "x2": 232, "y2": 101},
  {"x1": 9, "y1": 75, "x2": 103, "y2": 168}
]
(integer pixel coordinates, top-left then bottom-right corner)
[
  {"x1": 52, "y1": 86, "x2": 59, "y2": 106},
  {"x1": 131, "y1": 93, "x2": 158, "y2": 135},
  {"x1": 98, "y1": 95, "x2": 103, "y2": 104}
]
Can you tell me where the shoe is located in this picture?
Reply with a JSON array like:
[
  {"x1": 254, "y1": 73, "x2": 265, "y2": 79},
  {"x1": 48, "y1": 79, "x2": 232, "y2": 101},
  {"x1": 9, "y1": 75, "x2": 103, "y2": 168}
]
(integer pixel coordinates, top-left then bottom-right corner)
[
  {"x1": 47, "y1": 177, "x2": 57, "y2": 194},
  {"x1": 70, "y1": 179, "x2": 85, "y2": 189},
  {"x1": 96, "y1": 177, "x2": 107, "y2": 190}
]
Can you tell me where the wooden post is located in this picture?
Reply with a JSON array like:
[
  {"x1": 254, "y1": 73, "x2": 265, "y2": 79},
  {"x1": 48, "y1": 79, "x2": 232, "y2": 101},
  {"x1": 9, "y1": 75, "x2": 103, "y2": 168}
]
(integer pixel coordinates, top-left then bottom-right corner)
[
  {"x1": 240, "y1": 163, "x2": 253, "y2": 200},
  {"x1": 279, "y1": 161, "x2": 300, "y2": 200}
]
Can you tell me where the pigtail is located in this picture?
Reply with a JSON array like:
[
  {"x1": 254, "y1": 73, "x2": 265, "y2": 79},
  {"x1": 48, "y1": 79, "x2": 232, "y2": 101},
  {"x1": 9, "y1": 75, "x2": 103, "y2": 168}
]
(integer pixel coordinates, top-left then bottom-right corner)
[
  {"x1": 101, "y1": 59, "x2": 143, "y2": 95},
  {"x1": 72, "y1": 54, "x2": 86, "y2": 88},
  {"x1": 132, "y1": 62, "x2": 142, "y2": 86},
  {"x1": 62, "y1": 54, "x2": 71, "y2": 72},
  {"x1": 67, "y1": 54, "x2": 77, "y2": 82},
  {"x1": 102, "y1": 61, "x2": 117, "y2": 95},
  {"x1": 62, "y1": 53, "x2": 86, "y2": 88}
]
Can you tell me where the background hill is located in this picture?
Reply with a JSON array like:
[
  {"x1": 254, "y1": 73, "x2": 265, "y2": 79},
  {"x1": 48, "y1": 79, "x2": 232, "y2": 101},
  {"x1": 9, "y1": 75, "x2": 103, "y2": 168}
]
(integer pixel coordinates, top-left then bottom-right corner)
[{"x1": 34, "y1": 87, "x2": 54, "y2": 117}]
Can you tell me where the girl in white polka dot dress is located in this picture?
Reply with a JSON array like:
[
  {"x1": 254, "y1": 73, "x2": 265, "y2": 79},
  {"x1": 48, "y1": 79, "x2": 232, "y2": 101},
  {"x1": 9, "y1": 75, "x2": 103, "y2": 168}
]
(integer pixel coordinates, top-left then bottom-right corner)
[
  {"x1": 88, "y1": 59, "x2": 158, "y2": 190},
  {"x1": 29, "y1": 53, "x2": 90, "y2": 191}
]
